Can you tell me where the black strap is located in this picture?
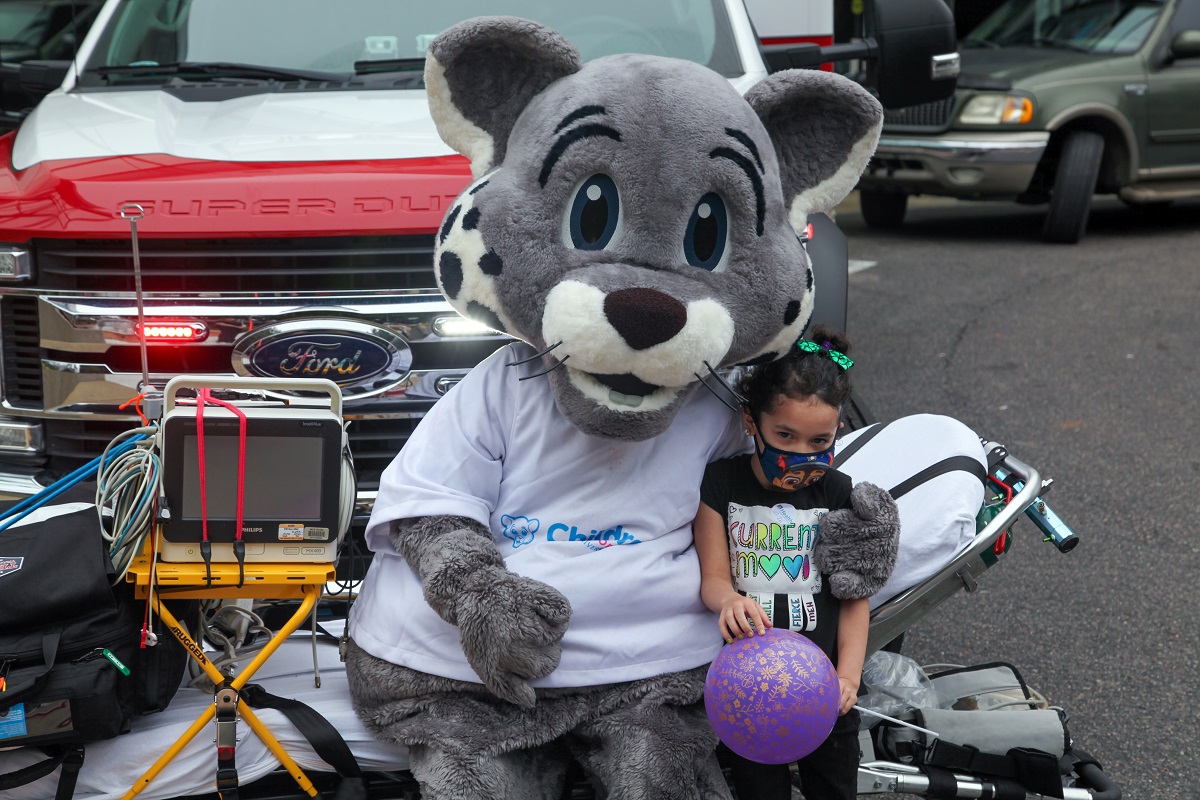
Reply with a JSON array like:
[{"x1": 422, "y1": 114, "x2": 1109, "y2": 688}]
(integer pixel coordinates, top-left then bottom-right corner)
[
  {"x1": 928, "y1": 738, "x2": 1018, "y2": 778},
  {"x1": 926, "y1": 737, "x2": 1064, "y2": 797},
  {"x1": 54, "y1": 745, "x2": 85, "y2": 800},
  {"x1": 888, "y1": 455, "x2": 988, "y2": 500},
  {"x1": 0, "y1": 744, "x2": 83, "y2": 798},
  {"x1": 240, "y1": 683, "x2": 367, "y2": 799},
  {"x1": 835, "y1": 423, "x2": 989, "y2": 501},
  {"x1": 0, "y1": 630, "x2": 62, "y2": 711},
  {"x1": 990, "y1": 776, "x2": 1035, "y2": 800},
  {"x1": 0, "y1": 747, "x2": 67, "y2": 791},
  {"x1": 833, "y1": 422, "x2": 888, "y2": 467},
  {"x1": 921, "y1": 765, "x2": 960, "y2": 799},
  {"x1": 1010, "y1": 747, "x2": 1064, "y2": 798}
]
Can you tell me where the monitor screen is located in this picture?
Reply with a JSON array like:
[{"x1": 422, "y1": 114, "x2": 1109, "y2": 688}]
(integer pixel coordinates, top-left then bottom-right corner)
[{"x1": 180, "y1": 434, "x2": 324, "y2": 521}]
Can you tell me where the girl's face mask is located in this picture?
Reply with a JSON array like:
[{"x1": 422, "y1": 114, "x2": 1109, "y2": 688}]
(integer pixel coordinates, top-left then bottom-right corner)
[
  {"x1": 753, "y1": 435, "x2": 835, "y2": 490},
  {"x1": 745, "y1": 399, "x2": 840, "y2": 490}
]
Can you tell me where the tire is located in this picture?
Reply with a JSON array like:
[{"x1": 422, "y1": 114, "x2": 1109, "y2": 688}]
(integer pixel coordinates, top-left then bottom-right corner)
[
  {"x1": 859, "y1": 190, "x2": 908, "y2": 229},
  {"x1": 1042, "y1": 130, "x2": 1104, "y2": 244}
]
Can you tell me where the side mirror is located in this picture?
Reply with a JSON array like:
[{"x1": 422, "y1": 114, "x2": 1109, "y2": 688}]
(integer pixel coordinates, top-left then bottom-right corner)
[
  {"x1": 1171, "y1": 30, "x2": 1200, "y2": 60},
  {"x1": 18, "y1": 60, "x2": 71, "y2": 95},
  {"x1": 759, "y1": 0, "x2": 959, "y2": 110},
  {"x1": 868, "y1": 0, "x2": 959, "y2": 108}
]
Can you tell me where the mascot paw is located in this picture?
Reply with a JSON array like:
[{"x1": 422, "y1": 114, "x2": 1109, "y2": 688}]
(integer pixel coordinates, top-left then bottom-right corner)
[
  {"x1": 813, "y1": 482, "x2": 900, "y2": 600},
  {"x1": 457, "y1": 567, "x2": 572, "y2": 707}
]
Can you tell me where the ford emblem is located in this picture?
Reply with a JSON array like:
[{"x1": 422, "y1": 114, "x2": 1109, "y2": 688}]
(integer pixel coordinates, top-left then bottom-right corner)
[{"x1": 232, "y1": 318, "x2": 413, "y2": 401}]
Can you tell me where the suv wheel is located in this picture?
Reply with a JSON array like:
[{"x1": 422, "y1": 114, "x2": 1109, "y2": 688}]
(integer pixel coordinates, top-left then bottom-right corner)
[
  {"x1": 859, "y1": 190, "x2": 908, "y2": 229},
  {"x1": 1042, "y1": 130, "x2": 1104, "y2": 244}
]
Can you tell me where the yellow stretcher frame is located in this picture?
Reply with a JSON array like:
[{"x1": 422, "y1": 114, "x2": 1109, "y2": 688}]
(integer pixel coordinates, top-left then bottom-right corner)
[{"x1": 123, "y1": 535, "x2": 336, "y2": 800}]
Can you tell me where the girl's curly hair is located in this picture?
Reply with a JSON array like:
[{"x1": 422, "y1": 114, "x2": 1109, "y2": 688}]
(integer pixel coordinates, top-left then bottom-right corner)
[{"x1": 737, "y1": 325, "x2": 853, "y2": 415}]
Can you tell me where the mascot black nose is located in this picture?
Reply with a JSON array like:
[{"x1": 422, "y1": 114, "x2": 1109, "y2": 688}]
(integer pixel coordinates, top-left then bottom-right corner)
[{"x1": 603, "y1": 288, "x2": 687, "y2": 351}]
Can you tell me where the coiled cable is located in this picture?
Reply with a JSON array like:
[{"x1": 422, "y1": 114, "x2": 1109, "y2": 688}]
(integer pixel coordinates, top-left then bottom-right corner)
[{"x1": 96, "y1": 425, "x2": 162, "y2": 583}]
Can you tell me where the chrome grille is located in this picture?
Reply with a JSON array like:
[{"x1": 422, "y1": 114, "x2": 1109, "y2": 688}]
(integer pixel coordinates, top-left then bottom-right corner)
[
  {"x1": 883, "y1": 96, "x2": 957, "y2": 130},
  {"x1": 33, "y1": 235, "x2": 438, "y2": 293},
  {"x1": 341, "y1": 417, "x2": 424, "y2": 492},
  {"x1": 1, "y1": 295, "x2": 43, "y2": 407}
]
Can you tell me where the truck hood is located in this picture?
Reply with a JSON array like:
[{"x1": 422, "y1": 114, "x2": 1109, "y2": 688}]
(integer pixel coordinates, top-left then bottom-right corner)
[
  {"x1": 11, "y1": 87, "x2": 454, "y2": 171},
  {"x1": 957, "y1": 46, "x2": 1104, "y2": 91}
]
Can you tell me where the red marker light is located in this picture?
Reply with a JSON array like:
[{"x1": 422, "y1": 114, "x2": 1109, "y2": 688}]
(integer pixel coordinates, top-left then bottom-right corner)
[{"x1": 138, "y1": 322, "x2": 207, "y2": 342}]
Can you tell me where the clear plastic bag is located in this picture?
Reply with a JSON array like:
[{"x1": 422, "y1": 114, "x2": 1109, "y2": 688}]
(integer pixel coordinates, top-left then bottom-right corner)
[{"x1": 859, "y1": 650, "x2": 952, "y2": 719}]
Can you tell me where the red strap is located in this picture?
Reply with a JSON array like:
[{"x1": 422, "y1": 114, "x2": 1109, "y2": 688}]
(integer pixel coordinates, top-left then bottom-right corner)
[
  {"x1": 196, "y1": 389, "x2": 249, "y2": 542},
  {"x1": 196, "y1": 392, "x2": 209, "y2": 543},
  {"x1": 988, "y1": 474, "x2": 1016, "y2": 556}
]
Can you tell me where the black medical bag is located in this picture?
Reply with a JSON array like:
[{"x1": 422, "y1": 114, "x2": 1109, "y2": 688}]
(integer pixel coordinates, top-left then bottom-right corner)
[{"x1": 0, "y1": 495, "x2": 189, "y2": 797}]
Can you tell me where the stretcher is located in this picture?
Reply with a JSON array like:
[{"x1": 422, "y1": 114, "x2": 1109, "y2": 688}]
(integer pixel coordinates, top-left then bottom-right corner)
[
  {"x1": 839, "y1": 418, "x2": 1121, "y2": 800},
  {"x1": 0, "y1": 417, "x2": 1119, "y2": 800}
]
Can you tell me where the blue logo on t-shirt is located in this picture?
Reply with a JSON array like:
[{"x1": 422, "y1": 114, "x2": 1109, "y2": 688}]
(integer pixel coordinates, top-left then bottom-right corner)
[
  {"x1": 500, "y1": 514, "x2": 641, "y2": 550},
  {"x1": 501, "y1": 515, "x2": 539, "y2": 548},
  {"x1": 546, "y1": 522, "x2": 640, "y2": 547}
]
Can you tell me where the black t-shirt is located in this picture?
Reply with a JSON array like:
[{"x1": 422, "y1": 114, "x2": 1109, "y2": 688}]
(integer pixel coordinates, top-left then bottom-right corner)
[{"x1": 700, "y1": 455, "x2": 853, "y2": 665}]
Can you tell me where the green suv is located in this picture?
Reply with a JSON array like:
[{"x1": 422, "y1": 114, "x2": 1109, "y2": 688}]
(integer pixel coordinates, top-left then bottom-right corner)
[{"x1": 857, "y1": 0, "x2": 1200, "y2": 243}]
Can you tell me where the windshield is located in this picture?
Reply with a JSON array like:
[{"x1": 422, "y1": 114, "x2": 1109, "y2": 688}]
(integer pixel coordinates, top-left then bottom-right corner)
[
  {"x1": 1, "y1": 0, "x2": 99, "y2": 57},
  {"x1": 965, "y1": 0, "x2": 1164, "y2": 54},
  {"x1": 78, "y1": 0, "x2": 743, "y2": 86},
  {"x1": 0, "y1": 2, "x2": 49, "y2": 48}
]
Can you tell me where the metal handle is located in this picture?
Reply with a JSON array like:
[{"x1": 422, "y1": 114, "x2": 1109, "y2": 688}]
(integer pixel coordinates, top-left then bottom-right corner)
[
  {"x1": 163, "y1": 375, "x2": 342, "y2": 418},
  {"x1": 866, "y1": 443, "x2": 1042, "y2": 654},
  {"x1": 991, "y1": 454, "x2": 1079, "y2": 553}
]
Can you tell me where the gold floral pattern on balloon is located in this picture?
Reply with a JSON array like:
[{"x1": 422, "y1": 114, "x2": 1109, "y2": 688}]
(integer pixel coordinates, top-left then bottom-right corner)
[{"x1": 704, "y1": 628, "x2": 839, "y2": 764}]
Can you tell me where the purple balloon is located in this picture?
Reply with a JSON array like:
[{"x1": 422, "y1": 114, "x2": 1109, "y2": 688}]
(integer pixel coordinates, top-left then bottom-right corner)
[{"x1": 704, "y1": 628, "x2": 840, "y2": 764}]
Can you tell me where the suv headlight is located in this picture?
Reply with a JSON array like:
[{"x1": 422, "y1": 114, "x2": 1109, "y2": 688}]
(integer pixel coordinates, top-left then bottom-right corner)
[{"x1": 958, "y1": 94, "x2": 1034, "y2": 125}]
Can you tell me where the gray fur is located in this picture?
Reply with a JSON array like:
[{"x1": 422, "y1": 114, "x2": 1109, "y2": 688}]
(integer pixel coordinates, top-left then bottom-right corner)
[
  {"x1": 431, "y1": 45, "x2": 883, "y2": 439},
  {"x1": 390, "y1": 517, "x2": 572, "y2": 708},
  {"x1": 745, "y1": 69, "x2": 883, "y2": 220},
  {"x1": 408, "y1": 742, "x2": 571, "y2": 800},
  {"x1": 813, "y1": 482, "x2": 901, "y2": 599},
  {"x1": 428, "y1": 17, "x2": 582, "y2": 172},
  {"x1": 346, "y1": 640, "x2": 731, "y2": 799}
]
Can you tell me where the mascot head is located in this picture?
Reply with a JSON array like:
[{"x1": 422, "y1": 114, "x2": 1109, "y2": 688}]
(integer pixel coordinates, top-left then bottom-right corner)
[{"x1": 426, "y1": 16, "x2": 881, "y2": 440}]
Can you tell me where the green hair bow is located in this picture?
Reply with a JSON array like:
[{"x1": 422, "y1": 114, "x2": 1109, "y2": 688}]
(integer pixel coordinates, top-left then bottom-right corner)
[{"x1": 797, "y1": 339, "x2": 854, "y2": 371}]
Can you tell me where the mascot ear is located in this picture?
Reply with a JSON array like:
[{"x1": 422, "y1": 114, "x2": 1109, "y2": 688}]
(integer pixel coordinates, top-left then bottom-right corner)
[
  {"x1": 425, "y1": 17, "x2": 583, "y2": 177},
  {"x1": 745, "y1": 70, "x2": 883, "y2": 232}
]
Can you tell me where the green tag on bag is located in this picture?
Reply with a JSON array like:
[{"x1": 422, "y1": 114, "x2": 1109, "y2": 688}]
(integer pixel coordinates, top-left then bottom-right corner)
[{"x1": 103, "y1": 649, "x2": 131, "y2": 677}]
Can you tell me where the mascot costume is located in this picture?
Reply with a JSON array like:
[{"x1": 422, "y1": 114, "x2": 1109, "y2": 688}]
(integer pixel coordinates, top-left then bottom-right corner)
[{"x1": 346, "y1": 16, "x2": 894, "y2": 799}]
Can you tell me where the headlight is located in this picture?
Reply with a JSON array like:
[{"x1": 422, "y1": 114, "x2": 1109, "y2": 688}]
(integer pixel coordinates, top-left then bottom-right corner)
[
  {"x1": 433, "y1": 315, "x2": 497, "y2": 337},
  {"x1": 0, "y1": 419, "x2": 43, "y2": 452},
  {"x1": 958, "y1": 94, "x2": 1034, "y2": 125},
  {"x1": 0, "y1": 245, "x2": 32, "y2": 280}
]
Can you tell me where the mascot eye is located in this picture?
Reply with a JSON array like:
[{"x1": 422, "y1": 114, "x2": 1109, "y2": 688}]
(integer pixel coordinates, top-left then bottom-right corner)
[
  {"x1": 684, "y1": 193, "x2": 728, "y2": 270},
  {"x1": 569, "y1": 174, "x2": 620, "y2": 250}
]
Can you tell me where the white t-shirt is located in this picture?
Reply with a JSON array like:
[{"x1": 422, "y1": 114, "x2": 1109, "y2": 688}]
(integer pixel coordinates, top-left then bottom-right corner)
[{"x1": 348, "y1": 344, "x2": 750, "y2": 687}]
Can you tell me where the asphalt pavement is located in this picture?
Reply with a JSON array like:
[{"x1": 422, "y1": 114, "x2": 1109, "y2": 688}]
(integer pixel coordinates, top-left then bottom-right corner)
[{"x1": 835, "y1": 192, "x2": 1200, "y2": 800}]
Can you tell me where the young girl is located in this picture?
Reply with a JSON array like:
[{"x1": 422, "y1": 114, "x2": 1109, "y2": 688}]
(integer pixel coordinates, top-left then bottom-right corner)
[{"x1": 695, "y1": 326, "x2": 897, "y2": 800}]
